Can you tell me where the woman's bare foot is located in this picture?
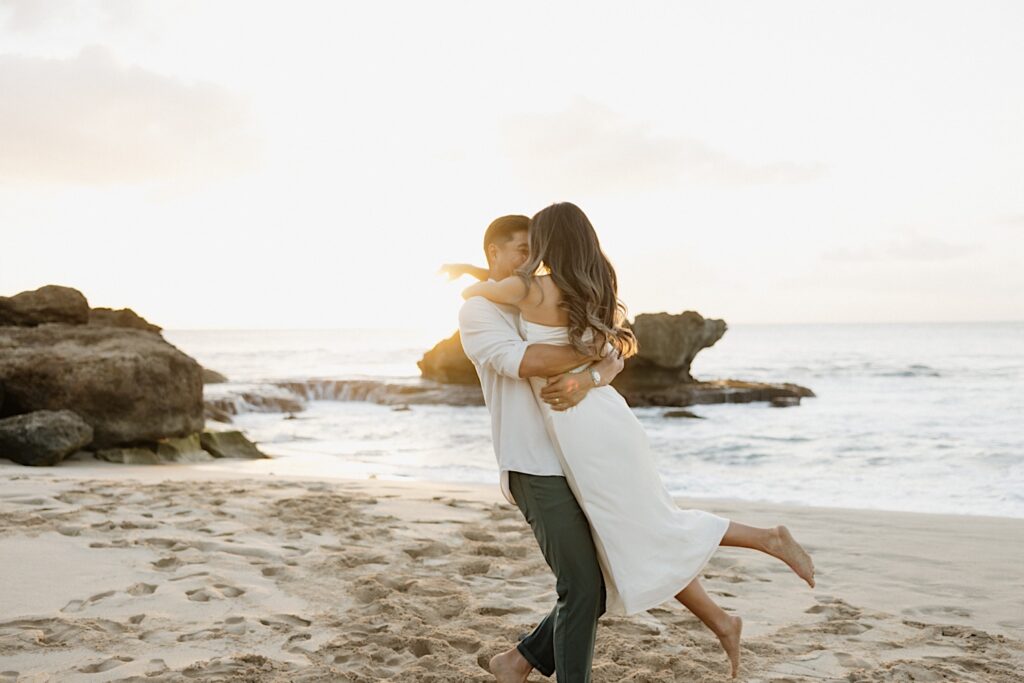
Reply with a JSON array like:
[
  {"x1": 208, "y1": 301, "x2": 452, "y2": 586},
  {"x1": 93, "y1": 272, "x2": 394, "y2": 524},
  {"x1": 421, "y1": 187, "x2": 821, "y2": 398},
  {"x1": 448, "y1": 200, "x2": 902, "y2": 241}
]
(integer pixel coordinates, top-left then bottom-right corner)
[
  {"x1": 767, "y1": 525, "x2": 815, "y2": 588},
  {"x1": 712, "y1": 614, "x2": 743, "y2": 678},
  {"x1": 488, "y1": 646, "x2": 532, "y2": 683}
]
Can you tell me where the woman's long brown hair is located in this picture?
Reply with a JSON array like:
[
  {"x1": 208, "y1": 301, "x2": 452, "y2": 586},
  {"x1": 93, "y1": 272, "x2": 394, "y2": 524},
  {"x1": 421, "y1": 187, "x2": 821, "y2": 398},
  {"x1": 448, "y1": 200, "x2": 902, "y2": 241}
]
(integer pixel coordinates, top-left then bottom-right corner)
[{"x1": 515, "y1": 202, "x2": 639, "y2": 359}]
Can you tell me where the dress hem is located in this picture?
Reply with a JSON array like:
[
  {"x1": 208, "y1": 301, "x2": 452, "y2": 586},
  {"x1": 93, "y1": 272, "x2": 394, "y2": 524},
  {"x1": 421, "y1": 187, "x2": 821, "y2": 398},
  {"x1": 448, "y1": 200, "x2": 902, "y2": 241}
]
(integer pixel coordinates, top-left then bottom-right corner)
[{"x1": 611, "y1": 515, "x2": 731, "y2": 617}]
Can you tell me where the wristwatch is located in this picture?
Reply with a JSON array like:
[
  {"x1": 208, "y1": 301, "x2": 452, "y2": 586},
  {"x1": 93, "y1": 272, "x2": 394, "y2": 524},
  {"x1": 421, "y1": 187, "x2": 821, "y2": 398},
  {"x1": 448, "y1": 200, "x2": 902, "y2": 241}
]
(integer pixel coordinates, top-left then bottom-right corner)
[{"x1": 589, "y1": 368, "x2": 602, "y2": 387}]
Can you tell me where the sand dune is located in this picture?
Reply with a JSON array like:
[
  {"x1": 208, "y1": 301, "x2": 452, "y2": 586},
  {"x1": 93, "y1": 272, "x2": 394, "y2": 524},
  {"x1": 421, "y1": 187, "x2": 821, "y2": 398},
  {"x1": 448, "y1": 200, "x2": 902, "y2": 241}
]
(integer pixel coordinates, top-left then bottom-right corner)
[{"x1": 1, "y1": 459, "x2": 1022, "y2": 682}]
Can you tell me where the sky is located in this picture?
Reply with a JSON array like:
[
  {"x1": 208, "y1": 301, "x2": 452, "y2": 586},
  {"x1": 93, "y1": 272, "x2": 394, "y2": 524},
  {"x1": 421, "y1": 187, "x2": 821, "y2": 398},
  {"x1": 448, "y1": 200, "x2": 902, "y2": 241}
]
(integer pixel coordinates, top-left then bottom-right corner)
[{"x1": 1, "y1": 0, "x2": 1022, "y2": 338}]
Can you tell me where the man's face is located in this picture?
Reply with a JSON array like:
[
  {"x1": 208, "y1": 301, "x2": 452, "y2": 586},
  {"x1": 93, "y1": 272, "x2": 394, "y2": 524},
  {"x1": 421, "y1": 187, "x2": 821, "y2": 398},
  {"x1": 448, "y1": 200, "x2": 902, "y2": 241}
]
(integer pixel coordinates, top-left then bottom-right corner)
[{"x1": 489, "y1": 231, "x2": 529, "y2": 280}]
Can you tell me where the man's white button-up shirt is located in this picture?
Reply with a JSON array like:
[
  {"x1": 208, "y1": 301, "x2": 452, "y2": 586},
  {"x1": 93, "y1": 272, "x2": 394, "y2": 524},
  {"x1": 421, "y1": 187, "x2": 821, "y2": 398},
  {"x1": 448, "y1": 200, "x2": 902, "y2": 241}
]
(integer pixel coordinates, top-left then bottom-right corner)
[{"x1": 457, "y1": 294, "x2": 564, "y2": 506}]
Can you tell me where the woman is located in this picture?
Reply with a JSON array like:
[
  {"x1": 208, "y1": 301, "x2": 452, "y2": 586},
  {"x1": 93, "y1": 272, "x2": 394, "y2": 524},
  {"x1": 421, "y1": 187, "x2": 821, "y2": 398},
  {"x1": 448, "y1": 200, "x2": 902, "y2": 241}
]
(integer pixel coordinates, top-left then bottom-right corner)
[{"x1": 454, "y1": 202, "x2": 815, "y2": 679}]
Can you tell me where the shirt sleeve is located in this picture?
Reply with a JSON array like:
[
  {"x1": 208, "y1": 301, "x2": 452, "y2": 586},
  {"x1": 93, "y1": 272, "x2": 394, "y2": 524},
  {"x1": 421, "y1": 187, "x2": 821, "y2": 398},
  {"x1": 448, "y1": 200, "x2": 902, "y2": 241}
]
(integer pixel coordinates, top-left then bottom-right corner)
[{"x1": 458, "y1": 297, "x2": 530, "y2": 380}]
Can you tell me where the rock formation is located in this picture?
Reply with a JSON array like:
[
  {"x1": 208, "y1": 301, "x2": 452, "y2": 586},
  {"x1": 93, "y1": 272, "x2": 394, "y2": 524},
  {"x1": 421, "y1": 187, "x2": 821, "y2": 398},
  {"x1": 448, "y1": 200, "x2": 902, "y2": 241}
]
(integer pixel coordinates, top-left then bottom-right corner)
[
  {"x1": 0, "y1": 324, "x2": 204, "y2": 447},
  {"x1": 0, "y1": 410, "x2": 93, "y2": 466},
  {"x1": 0, "y1": 284, "x2": 266, "y2": 466},
  {"x1": 88, "y1": 306, "x2": 162, "y2": 333},
  {"x1": 0, "y1": 285, "x2": 89, "y2": 326},
  {"x1": 416, "y1": 331, "x2": 479, "y2": 385},
  {"x1": 415, "y1": 309, "x2": 814, "y2": 408}
]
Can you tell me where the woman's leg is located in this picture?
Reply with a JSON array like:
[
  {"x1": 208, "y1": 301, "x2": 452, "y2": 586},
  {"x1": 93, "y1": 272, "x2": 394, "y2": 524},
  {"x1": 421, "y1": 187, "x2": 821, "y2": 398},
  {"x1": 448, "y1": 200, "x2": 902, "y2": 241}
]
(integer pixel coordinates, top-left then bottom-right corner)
[
  {"x1": 674, "y1": 578, "x2": 742, "y2": 679},
  {"x1": 720, "y1": 521, "x2": 815, "y2": 588}
]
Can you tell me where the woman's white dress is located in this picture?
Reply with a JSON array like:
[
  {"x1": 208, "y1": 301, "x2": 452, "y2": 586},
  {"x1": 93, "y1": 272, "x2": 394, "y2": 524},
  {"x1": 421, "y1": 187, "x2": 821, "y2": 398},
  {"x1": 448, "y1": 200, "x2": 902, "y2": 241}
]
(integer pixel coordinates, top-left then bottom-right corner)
[{"x1": 523, "y1": 319, "x2": 731, "y2": 616}]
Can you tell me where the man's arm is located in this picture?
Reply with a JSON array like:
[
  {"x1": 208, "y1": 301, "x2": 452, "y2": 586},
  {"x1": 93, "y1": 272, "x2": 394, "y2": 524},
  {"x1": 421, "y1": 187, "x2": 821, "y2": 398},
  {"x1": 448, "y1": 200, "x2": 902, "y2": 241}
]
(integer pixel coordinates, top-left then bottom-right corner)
[
  {"x1": 458, "y1": 297, "x2": 532, "y2": 379},
  {"x1": 458, "y1": 297, "x2": 604, "y2": 381}
]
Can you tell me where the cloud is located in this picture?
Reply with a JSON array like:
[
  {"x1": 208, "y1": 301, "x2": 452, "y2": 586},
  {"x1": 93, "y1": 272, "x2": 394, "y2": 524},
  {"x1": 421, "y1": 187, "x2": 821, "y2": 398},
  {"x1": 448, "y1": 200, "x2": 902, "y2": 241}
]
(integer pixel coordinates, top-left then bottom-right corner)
[
  {"x1": 821, "y1": 230, "x2": 981, "y2": 263},
  {"x1": 0, "y1": 0, "x2": 140, "y2": 33},
  {"x1": 500, "y1": 97, "x2": 826, "y2": 194},
  {"x1": 0, "y1": 44, "x2": 260, "y2": 187},
  {"x1": 996, "y1": 213, "x2": 1024, "y2": 229}
]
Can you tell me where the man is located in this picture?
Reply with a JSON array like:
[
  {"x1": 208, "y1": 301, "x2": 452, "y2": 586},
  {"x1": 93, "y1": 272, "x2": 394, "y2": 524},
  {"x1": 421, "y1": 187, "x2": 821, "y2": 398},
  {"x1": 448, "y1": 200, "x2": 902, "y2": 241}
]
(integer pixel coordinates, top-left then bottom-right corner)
[{"x1": 455, "y1": 214, "x2": 625, "y2": 683}]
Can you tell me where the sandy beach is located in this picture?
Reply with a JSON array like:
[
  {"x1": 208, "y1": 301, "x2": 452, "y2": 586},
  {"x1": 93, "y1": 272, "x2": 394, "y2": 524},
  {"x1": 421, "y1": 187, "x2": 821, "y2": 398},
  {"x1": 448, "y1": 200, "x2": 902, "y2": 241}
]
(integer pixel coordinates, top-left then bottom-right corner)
[{"x1": 0, "y1": 456, "x2": 1021, "y2": 682}]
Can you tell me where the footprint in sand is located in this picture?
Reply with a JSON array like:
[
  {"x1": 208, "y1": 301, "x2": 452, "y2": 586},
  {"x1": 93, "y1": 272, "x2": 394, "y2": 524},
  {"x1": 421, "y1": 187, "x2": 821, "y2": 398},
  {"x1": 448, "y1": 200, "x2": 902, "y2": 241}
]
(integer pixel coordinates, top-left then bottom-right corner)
[
  {"x1": 61, "y1": 590, "x2": 116, "y2": 613},
  {"x1": 261, "y1": 565, "x2": 287, "y2": 577},
  {"x1": 461, "y1": 528, "x2": 496, "y2": 542},
  {"x1": 477, "y1": 605, "x2": 530, "y2": 617},
  {"x1": 258, "y1": 613, "x2": 312, "y2": 629},
  {"x1": 806, "y1": 596, "x2": 873, "y2": 635},
  {"x1": 76, "y1": 656, "x2": 133, "y2": 673},
  {"x1": 487, "y1": 508, "x2": 519, "y2": 521},
  {"x1": 185, "y1": 583, "x2": 246, "y2": 602},
  {"x1": 152, "y1": 556, "x2": 183, "y2": 570},
  {"x1": 127, "y1": 582, "x2": 158, "y2": 596},
  {"x1": 457, "y1": 558, "x2": 492, "y2": 576},
  {"x1": 472, "y1": 542, "x2": 528, "y2": 559},
  {"x1": 912, "y1": 605, "x2": 973, "y2": 619},
  {"x1": 224, "y1": 616, "x2": 247, "y2": 635},
  {"x1": 403, "y1": 540, "x2": 452, "y2": 559}
]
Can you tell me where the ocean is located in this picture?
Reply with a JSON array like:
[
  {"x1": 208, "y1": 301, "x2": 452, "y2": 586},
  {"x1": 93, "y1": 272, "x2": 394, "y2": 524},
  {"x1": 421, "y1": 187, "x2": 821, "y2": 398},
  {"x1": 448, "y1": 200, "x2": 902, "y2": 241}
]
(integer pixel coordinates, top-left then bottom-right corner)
[{"x1": 164, "y1": 322, "x2": 1024, "y2": 519}]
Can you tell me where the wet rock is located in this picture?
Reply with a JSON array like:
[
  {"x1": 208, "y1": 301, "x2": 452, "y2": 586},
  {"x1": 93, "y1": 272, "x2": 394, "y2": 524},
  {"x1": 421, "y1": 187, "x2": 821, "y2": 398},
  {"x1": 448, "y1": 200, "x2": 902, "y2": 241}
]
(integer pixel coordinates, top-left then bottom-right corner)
[
  {"x1": 202, "y1": 367, "x2": 229, "y2": 384},
  {"x1": 0, "y1": 409, "x2": 94, "y2": 466},
  {"x1": 199, "y1": 430, "x2": 269, "y2": 459},
  {"x1": 663, "y1": 409, "x2": 704, "y2": 419},
  {"x1": 94, "y1": 433, "x2": 214, "y2": 464}
]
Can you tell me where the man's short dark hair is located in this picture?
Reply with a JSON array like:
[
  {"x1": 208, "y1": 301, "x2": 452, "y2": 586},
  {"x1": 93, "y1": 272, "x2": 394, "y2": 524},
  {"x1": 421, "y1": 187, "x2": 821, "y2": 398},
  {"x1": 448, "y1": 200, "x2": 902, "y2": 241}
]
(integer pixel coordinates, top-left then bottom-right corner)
[{"x1": 483, "y1": 215, "x2": 529, "y2": 260}]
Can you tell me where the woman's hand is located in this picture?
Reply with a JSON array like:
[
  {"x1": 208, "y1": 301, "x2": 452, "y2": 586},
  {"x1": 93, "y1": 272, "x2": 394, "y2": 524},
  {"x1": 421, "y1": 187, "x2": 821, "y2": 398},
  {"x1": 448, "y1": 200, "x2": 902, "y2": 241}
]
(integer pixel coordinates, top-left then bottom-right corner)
[
  {"x1": 540, "y1": 348, "x2": 624, "y2": 411},
  {"x1": 540, "y1": 373, "x2": 590, "y2": 411}
]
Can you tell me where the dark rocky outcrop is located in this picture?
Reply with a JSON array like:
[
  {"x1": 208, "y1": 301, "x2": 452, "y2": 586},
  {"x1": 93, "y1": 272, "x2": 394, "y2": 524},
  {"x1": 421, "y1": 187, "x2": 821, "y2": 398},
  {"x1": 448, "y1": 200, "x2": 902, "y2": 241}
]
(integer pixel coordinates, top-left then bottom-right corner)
[
  {"x1": 200, "y1": 430, "x2": 269, "y2": 459},
  {"x1": 95, "y1": 433, "x2": 213, "y2": 464},
  {"x1": 0, "y1": 285, "x2": 89, "y2": 327},
  {"x1": 0, "y1": 409, "x2": 94, "y2": 466},
  {"x1": 614, "y1": 312, "x2": 727, "y2": 386},
  {"x1": 663, "y1": 409, "x2": 704, "y2": 419},
  {"x1": 617, "y1": 378, "x2": 814, "y2": 407},
  {"x1": 202, "y1": 367, "x2": 229, "y2": 384},
  {"x1": 415, "y1": 309, "x2": 813, "y2": 408},
  {"x1": 90, "y1": 431, "x2": 266, "y2": 463},
  {"x1": 0, "y1": 323, "x2": 204, "y2": 448},
  {"x1": 88, "y1": 306, "x2": 162, "y2": 333},
  {"x1": 200, "y1": 376, "x2": 811, "y2": 414},
  {"x1": 417, "y1": 331, "x2": 478, "y2": 385}
]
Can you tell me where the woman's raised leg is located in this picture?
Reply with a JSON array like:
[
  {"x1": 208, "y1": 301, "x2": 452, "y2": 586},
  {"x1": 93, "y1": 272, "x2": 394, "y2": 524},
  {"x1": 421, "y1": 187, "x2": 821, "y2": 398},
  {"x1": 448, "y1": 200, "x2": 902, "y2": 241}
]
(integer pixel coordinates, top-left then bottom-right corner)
[{"x1": 720, "y1": 521, "x2": 815, "y2": 588}]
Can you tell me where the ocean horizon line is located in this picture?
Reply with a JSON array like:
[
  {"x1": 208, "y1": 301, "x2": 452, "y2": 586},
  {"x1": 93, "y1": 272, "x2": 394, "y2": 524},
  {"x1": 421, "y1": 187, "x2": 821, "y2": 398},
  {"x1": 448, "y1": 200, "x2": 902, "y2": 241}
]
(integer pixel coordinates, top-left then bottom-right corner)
[{"x1": 162, "y1": 319, "x2": 1024, "y2": 333}]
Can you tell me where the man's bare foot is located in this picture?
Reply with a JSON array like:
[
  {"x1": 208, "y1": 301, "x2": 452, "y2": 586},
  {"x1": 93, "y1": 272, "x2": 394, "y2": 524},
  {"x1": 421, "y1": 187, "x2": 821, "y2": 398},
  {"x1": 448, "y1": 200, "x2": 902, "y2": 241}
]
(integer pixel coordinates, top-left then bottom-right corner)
[
  {"x1": 713, "y1": 614, "x2": 742, "y2": 678},
  {"x1": 768, "y1": 525, "x2": 815, "y2": 588},
  {"x1": 488, "y1": 646, "x2": 532, "y2": 683}
]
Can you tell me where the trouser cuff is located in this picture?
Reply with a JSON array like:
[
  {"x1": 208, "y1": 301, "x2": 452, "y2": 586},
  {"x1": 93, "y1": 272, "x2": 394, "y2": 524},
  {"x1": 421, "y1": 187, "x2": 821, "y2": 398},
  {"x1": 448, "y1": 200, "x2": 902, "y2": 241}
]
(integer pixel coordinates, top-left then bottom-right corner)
[{"x1": 517, "y1": 641, "x2": 554, "y2": 677}]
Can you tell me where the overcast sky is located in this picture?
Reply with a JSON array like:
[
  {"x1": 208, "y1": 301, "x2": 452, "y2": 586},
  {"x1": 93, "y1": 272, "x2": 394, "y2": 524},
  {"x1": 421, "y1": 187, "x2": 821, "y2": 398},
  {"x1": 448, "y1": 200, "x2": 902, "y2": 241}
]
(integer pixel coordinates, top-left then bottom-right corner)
[{"x1": 1, "y1": 0, "x2": 1021, "y2": 336}]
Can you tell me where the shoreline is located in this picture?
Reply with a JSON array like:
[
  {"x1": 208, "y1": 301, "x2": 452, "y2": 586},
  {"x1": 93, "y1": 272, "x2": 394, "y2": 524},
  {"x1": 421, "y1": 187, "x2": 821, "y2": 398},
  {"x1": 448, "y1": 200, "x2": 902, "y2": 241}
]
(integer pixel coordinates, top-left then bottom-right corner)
[
  {"x1": 2, "y1": 459, "x2": 1023, "y2": 681},
  {"x1": 8, "y1": 454, "x2": 1022, "y2": 523}
]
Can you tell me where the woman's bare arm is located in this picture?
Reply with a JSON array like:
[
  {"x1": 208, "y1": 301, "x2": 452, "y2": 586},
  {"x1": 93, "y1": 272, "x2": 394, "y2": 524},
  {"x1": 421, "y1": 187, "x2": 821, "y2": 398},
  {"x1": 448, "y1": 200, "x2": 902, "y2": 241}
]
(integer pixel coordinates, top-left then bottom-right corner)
[
  {"x1": 518, "y1": 343, "x2": 603, "y2": 378},
  {"x1": 439, "y1": 263, "x2": 489, "y2": 281},
  {"x1": 461, "y1": 275, "x2": 528, "y2": 304}
]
